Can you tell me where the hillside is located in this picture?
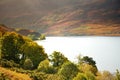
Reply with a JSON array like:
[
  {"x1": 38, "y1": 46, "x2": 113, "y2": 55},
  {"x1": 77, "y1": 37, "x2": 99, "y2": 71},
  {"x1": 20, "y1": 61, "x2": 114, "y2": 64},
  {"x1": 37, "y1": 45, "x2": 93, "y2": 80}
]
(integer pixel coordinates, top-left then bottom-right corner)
[
  {"x1": 0, "y1": 67, "x2": 31, "y2": 80},
  {"x1": 0, "y1": 0, "x2": 120, "y2": 36},
  {"x1": 0, "y1": 24, "x2": 15, "y2": 33},
  {"x1": 0, "y1": 24, "x2": 41, "y2": 38}
]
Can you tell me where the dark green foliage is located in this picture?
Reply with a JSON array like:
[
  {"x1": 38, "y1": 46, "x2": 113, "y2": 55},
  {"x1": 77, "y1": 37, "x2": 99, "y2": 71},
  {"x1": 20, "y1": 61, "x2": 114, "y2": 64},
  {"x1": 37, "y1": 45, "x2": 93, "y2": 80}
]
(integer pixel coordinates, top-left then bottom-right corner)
[
  {"x1": 0, "y1": 31, "x2": 118, "y2": 80},
  {"x1": 0, "y1": 31, "x2": 47, "y2": 69},
  {"x1": 58, "y1": 61, "x2": 79, "y2": 80},
  {"x1": 1, "y1": 32, "x2": 25, "y2": 63},
  {"x1": 49, "y1": 51, "x2": 68, "y2": 67},
  {"x1": 9, "y1": 68, "x2": 63, "y2": 80},
  {"x1": 81, "y1": 56, "x2": 96, "y2": 66},
  {"x1": 0, "y1": 59, "x2": 19, "y2": 68},
  {"x1": 44, "y1": 66, "x2": 57, "y2": 74},
  {"x1": 20, "y1": 42, "x2": 48, "y2": 69}
]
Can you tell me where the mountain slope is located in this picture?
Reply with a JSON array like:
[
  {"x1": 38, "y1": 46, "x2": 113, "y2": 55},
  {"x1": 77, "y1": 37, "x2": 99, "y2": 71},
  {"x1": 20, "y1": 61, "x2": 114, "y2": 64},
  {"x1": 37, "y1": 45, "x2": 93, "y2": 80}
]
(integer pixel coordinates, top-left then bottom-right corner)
[
  {"x1": 0, "y1": 24, "x2": 40, "y2": 37},
  {"x1": 0, "y1": 67, "x2": 31, "y2": 80},
  {"x1": 0, "y1": 0, "x2": 120, "y2": 36}
]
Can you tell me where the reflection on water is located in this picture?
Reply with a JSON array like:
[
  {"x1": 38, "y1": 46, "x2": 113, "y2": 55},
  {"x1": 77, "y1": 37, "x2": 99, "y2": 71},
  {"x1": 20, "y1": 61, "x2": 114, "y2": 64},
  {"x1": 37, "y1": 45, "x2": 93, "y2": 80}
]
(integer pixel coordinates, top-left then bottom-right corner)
[{"x1": 35, "y1": 36, "x2": 120, "y2": 72}]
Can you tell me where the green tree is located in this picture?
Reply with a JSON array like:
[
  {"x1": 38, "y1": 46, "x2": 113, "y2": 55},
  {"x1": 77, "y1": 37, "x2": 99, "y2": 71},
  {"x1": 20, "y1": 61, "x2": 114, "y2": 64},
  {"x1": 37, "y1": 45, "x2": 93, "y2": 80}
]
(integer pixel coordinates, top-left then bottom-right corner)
[
  {"x1": 81, "y1": 56, "x2": 96, "y2": 67},
  {"x1": 20, "y1": 41, "x2": 47, "y2": 68},
  {"x1": 73, "y1": 73, "x2": 87, "y2": 80},
  {"x1": 58, "y1": 61, "x2": 79, "y2": 80},
  {"x1": 38, "y1": 59, "x2": 57, "y2": 74},
  {"x1": 38, "y1": 59, "x2": 49, "y2": 72},
  {"x1": 79, "y1": 56, "x2": 98, "y2": 75},
  {"x1": 49, "y1": 51, "x2": 68, "y2": 68},
  {"x1": 1, "y1": 32, "x2": 25, "y2": 63}
]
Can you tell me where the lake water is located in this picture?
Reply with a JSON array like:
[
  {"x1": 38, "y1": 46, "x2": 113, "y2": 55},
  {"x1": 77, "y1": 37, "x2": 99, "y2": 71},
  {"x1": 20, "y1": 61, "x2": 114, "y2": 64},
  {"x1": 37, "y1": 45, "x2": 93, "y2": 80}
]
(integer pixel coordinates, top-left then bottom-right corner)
[{"x1": 35, "y1": 36, "x2": 120, "y2": 72}]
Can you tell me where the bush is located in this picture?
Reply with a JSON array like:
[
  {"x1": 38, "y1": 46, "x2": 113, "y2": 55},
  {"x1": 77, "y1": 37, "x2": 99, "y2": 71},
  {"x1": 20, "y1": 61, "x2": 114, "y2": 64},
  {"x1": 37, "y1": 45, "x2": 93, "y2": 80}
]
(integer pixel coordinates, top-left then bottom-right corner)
[
  {"x1": 73, "y1": 73, "x2": 87, "y2": 80},
  {"x1": 0, "y1": 59, "x2": 19, "y2": 68},
  {"x1": 58, "y1": 61, "x2": 79, "y2": 80},
  {"x1": 23, "y1": 58, "x2": 33, "y2": 70}
]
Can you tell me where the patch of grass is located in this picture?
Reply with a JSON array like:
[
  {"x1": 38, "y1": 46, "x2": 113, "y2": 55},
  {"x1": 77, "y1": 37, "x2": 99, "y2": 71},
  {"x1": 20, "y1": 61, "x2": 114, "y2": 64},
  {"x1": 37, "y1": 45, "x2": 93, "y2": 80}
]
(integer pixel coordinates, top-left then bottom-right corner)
[{"x1": 0, "y1": 67, "x2": 31, "y2": 80}]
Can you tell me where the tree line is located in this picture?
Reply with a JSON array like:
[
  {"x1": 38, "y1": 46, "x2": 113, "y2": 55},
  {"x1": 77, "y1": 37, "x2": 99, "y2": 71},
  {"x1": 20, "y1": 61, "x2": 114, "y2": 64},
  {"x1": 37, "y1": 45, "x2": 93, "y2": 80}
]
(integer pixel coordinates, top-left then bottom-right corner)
[{"x1": 0, "y1": 31, "x2": 120, "y2": 80}]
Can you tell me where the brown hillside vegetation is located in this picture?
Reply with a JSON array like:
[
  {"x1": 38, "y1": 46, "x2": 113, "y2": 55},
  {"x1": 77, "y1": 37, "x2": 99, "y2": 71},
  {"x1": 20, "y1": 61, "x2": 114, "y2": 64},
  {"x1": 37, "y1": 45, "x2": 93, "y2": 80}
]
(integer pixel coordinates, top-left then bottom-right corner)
[
  {"x1": 0, "y1": 67, "x2": 31, "y2": 80},
  {"x1": 0, "y1": 24, "x2": 14, "y2": 33},
  {"x1": 0, "y1": 24, "x2": 40, "y2": 37},
  {"x1": 0, "y1": 0, "x2": 120, "y2": 36}
]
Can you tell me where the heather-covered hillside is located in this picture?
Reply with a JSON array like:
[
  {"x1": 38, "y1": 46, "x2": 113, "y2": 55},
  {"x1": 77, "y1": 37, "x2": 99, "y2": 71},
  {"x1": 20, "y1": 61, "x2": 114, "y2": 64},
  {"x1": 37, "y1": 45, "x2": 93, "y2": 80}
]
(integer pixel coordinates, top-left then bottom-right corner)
[{"x1": 0, "y1": 0, "x2": 120, "y2": 36}]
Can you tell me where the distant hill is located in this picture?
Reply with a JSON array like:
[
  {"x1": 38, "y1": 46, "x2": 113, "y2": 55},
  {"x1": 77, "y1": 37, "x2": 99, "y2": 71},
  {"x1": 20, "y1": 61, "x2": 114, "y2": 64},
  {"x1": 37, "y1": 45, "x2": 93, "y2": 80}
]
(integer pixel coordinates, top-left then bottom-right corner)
[
  {"x1": 0, "y1": 0, "x2": 120, "y2": 36},
  {"x1": 0, "y1": 24, "x2": 15, "y2": 33},
  {"x1": 0, "y1": 24, "x2": 40, "y2": 38}
]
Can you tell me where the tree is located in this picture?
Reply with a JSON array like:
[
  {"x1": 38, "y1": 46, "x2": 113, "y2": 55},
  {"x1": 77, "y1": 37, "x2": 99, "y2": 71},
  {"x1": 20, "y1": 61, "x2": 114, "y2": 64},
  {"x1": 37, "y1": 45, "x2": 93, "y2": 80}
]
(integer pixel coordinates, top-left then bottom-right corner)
[
  {"x1": 1, "y1": 32, "x2": 25, "y2": 63},
  {"x1": 38, "y1": 59, "x2": 49, "y2": 72},
  {"x1": 73, "y1": 73, "x2": 87, "y2": 80},
  {"x1": 81, "y1": 56, "x2": 96, "y2": 67},
  {"x1": 20, "y1": 41, "x2": 47, "y2": 68},
  {"x1": 78, "y1": 56, "x2": 98, "y2": 75},
  {"x1": 58, "y1": 61, "x2": 79, "y2": 80},
  {"x1": 38, "y1": 59, "x2": 57, "y2": 74},
  {"x1": 49, "y1": 51, "x2": 68, "y2": 68}
]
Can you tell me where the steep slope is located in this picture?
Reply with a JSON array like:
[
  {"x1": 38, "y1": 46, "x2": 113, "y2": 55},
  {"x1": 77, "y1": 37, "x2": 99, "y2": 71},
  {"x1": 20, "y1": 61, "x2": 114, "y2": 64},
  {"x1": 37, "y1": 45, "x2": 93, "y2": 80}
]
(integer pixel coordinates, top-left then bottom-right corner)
[
  {"x1": 0, "y1": 0, "x2": 120, "y2": 36},
  {"x1": 0, "y1": 67, "x2": 31, "y2": 80}
]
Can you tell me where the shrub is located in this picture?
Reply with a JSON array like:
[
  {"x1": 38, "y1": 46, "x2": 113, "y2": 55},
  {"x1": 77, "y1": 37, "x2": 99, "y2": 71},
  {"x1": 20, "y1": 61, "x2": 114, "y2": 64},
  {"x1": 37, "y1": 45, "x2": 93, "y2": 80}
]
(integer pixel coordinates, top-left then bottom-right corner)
[
  {"x1": 73, "y1": 73, "x2": 87, "y2": 80},
  {"x1": 58, "y1": 61, "x2": 79, "y2": 80},
  {"x1": 23, "y1": 58, "x2": 33, "y2": 70},
  {"x1": 0, "y1": 59, "x2": 19, "y2": 68}
]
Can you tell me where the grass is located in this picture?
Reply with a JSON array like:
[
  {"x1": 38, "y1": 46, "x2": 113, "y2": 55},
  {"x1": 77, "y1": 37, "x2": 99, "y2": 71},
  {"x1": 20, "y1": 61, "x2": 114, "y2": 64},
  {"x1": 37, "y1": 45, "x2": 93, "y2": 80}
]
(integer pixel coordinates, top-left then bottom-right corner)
[{"x1": 0, "y1": 67, "x2": 31, "y2": 80}]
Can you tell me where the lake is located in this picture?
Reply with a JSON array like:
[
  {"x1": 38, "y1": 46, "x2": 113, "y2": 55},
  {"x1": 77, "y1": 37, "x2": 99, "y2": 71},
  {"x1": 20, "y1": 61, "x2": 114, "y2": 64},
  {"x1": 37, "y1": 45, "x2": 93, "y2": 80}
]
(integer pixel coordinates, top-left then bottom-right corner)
[{"x1": 35, "y1": 36, "x2": 120, "y2": 72}]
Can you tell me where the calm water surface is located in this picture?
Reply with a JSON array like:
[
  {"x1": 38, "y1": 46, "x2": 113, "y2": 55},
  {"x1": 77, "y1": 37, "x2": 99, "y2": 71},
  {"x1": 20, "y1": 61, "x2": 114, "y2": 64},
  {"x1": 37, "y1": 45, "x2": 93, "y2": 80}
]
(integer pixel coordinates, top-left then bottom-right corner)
[{"x1": 36, "y1": 36, "x2": 120, "y2": 72}]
